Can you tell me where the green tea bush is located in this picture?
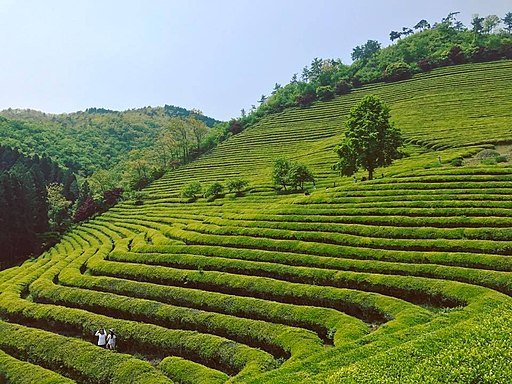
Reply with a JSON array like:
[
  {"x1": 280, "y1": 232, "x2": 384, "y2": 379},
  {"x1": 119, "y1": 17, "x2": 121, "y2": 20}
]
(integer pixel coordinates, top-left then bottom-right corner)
[
  {"x1": 227, "y1": 178, "x2": 249, "y2": 196},
  {"x1": 181, "y1": 181, "x2": 202, "y2": 200},
  {"x1": 204, "y1": 182, "x2": 224, "y2": 201}
]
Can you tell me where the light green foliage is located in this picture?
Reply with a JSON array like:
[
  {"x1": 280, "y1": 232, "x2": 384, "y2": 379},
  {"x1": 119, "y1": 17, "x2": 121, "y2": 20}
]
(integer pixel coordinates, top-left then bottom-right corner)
[
  {"x1": 181, "y1": 181, "x2": 202, "y2": 200},
  {"x1": 227, "y1": 178, "x2": 249, "y2": 195},
  {"x1": 272, "y1": 158, "x2": 293, "y2": 190},
  {"x1": 46, "y1": 183, "x2": 72, "y2": 232},
  {"x1": 272, "y1": 158, "x2": 314, "y2": 191},
  {"x1": 334, "y1": 95, "x2": 402, "y2": 180},
  {"x1": 204, "y1": 182, "x2": 224, "y2": 200}
]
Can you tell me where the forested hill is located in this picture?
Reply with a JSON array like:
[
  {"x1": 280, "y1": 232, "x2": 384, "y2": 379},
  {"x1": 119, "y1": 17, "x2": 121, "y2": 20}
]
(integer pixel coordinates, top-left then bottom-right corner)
[{"x1": 0, "y1": 105, "x2": 221, "y2": 176}]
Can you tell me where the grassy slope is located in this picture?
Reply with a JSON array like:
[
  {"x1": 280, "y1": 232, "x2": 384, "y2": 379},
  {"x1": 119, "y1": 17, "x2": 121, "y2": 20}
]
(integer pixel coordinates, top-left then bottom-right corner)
[{"x1": 0, "y1": 60, "x2": 511, "y2": 384}]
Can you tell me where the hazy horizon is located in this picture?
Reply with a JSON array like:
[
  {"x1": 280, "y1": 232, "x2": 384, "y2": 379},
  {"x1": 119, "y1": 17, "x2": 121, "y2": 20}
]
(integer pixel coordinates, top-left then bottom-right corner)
[{"x1": 0, "y1": 0, "x2": 510, "y2": 120}]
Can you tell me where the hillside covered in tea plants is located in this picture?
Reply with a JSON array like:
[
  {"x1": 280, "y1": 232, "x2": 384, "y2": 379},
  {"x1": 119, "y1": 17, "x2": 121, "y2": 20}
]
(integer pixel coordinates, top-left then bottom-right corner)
[{"x1": 0, "y1": 60, "x2": 512, "y2": 383}]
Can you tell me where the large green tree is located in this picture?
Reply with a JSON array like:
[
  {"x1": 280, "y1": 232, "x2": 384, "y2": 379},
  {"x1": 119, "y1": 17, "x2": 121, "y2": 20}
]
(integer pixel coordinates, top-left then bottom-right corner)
[{"x1": 333, "y1": 95, "x2": 402, "y2": 180}]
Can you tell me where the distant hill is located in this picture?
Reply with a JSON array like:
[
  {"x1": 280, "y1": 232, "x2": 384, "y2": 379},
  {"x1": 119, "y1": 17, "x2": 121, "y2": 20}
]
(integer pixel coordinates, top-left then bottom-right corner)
[{"x1": 0, "y1": 105, "x2": 221, "y2": 175}]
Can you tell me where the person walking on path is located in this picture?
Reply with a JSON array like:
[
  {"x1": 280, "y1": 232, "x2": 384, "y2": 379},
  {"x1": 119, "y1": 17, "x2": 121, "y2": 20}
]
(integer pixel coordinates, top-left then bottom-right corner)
[
  {"x1": 95, "y1": 328, "x2": 107, "y2": 348},
  {"x1": 106, "y1": 329, "x2": 117, "y2": 351}
]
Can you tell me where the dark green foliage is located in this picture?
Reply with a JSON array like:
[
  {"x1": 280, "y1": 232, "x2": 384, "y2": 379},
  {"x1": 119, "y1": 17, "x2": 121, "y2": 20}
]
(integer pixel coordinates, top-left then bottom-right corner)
[
  {"x1": 351, "y1": 40, "x2": 381, "y2": 61},
  {"x1": 414, "y1": 19, "x2": 431, "y2": 31},
  {"x1": 0, "y1": 146, "x2": 78, "y2": 268},
  {"x1": 450, "y1": 157, "x2": 464, "y2": 166},
  {"x1": 504, "y1": 12, "x2": 512, "y2": 33},
  {"x1": 471, "y1": 15, "x2": 485, "y2": 35},
  {"x1": 334, "y1": 96, "x2": 402, "y2": 180}
]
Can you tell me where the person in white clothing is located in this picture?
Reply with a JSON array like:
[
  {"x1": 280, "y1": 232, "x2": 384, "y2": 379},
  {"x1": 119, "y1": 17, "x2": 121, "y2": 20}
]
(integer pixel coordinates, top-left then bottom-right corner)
[
  {"x1": 106, "y1": 329, "x2": 117, "y2": 351},
  {"x1": 95, "y1": 328, "x2": 107, "y2": 348}
]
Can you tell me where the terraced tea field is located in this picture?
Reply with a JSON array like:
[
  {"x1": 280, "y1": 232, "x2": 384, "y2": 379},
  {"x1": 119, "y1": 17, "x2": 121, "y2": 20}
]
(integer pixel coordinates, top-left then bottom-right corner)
[{"x1": 1, "y1": 60, "x2": 512, "y2": 383}]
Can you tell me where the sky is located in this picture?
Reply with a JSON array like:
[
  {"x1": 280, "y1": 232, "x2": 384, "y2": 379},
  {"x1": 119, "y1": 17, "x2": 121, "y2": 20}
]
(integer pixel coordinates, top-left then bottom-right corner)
[{"x1": 0, "y1": 0, "x2": 510, "y2": 121}]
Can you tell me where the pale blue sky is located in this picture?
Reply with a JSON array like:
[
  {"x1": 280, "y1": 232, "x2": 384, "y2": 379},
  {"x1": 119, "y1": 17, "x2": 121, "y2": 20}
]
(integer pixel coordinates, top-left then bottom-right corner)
[{"x1": 0, "y1": 0, "x2": 509, "y2": 120}]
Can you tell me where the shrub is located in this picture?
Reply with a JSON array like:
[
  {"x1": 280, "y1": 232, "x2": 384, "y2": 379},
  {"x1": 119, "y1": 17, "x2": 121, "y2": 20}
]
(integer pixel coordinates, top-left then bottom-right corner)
[
  {"x1": 272, "y1": 158, "x2": 314, "y2": 191},
  {"x1": 383, "y1": 62, "x2": 412, "y2": 82},
  {"x1": 496, "y1": 155, "x2": 508, "y2": 163},
  {"x1": 335, "y1": 80, "x2": 353, "y2": 95},
  {"x1": 450, "y1": 157, "x2": 464, "y2": 167},
  {"x1": 289, "y1": 163, "x2": 315, "y2": 191},
  {"x1": 227, "y1": 178, "x2": 249, "y2": 196},
  {"x1": 417, "y1": 58, "x2": 434, "y2": 72},
  {"x1": 316, "y1": 86, "x2": 335, "y2": 101},
  {"x1": 481, "y1": 158, "x2": 497, "y2": 166},
  {"x1": 229, "y1": 119, "x2": 244, "y2": 135},
  {"x1": 472, "y1": 46, "x2": 501, "y2": 63},
  {"x1": 181, "y1": 181, "x2": 202, "y2": 200},
  {"x1": 296, "y1": 91, "x2": 316, "y2": 107},
  {"x1": 103, "y1": 188, "x2": 123, "y2": 207},
  {"x1": 351, "y1": 77, "x2": 362, "y2": 88},
  {"x1": 448, "y1": 46, "x2": 466, "y2": 65},
  {"x1": 74, "y1": 196, "x2": 99, "y2": 222},
  {"x1": 475, "y1": 149, "x2": 500, "y2": 160},
  {"x1": 204, "y1": 182, "x2": 224, "y2": 201}
]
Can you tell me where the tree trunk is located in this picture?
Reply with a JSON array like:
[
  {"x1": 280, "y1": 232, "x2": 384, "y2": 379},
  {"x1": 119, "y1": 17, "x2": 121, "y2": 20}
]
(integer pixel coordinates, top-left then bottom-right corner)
[{"x1": 368, "y1": 169, "x2": 374, "y2": 180}]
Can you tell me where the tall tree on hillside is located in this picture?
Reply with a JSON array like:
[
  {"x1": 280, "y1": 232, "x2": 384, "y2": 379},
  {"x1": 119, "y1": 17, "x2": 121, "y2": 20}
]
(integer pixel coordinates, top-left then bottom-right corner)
[
  {"x1": 441, "y1": 11, "x2": 461, "y2": 27},
  {"x1": 483, "y1": 15, "x2": 501, "y2": 34},
  {"x1": 471, "y1": 14, "x2": 485, "y2": 35},
  {"x1": 153, "y1": 130, "x2": 178, "y2": 169},
  {"x1": 187, "y1": 116, "x2": 209, "y2": 151},
  {"x1": 301, "y1": 66, "x2": 310, "y2": 82},
  {"x1": 414, "y1": 19, "x2": 430, "y2": 31},
  {"x1": 46, "y1": 183, "x2": 71, "y2": 232},
  {"x1": 167, "y1": 118, "x2": 193, "y2": 161},
  {"x1": 389, "y1": 31, "x2": 402, "y2": 42},
  {"x1": 309, "y1": 58, "x2": 323, "y2": 82},
  {"x1": 351, "y1": 40, "x2": 381, "y2": 62},
  {"x1": 503, "y1": 12, "x2": 512, "y2": 33},
  {"x1": 271, "y1": 83, "x2": 282, "y2": 95},
  {"x1": 401, "y1": 27, "x2": 413, "y2": 37},
  {"x1": 333, "y1": 95, "x2": 402, "y2": 180}
]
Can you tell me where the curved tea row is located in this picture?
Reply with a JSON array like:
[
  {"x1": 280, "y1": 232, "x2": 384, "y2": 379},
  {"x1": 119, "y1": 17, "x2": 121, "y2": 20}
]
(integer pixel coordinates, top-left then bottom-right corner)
[{"x1": 1, "y1": 60, "x2": 511, "y2": 383}]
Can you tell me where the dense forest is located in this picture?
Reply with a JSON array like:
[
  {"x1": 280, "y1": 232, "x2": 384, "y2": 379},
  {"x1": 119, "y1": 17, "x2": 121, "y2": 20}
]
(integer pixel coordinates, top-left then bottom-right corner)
[
  {"x1": 0, "y1": 146, "x2": 78, "y2": 269},
  {"x1": 231, "y1": 11, "x2": 512, "y2": 132},
  {"x1": 0, "y1": 105, "x2": 220, "y2": 176}
]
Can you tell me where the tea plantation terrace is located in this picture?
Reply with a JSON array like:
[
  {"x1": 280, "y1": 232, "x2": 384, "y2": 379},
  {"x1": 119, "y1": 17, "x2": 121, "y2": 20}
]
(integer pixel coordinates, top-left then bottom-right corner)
[{"x1": 0, "y1": 60, "x2": 511, "y2": 383}]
